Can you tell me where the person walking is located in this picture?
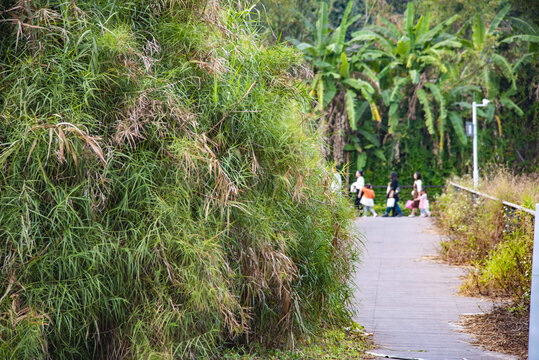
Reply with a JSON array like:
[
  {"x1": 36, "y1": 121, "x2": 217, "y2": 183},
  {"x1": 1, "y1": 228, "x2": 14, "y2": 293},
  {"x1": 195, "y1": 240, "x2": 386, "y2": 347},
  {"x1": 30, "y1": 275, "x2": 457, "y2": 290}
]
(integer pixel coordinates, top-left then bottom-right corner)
[
  {"x1": 409, "y1": 172, "x2": 422, "y2": 217},
  {"x1": 360, "y1": 184, "x2": 377, "y2": 217},
  {"x1": 418, "y1": 189, "x2": 431, "y2": 217},
  {"x1": 382, "y1": 171, "x2": 404, "y2": 217},
  {"x1": 350, "y1": 170, "x2": 365, "y2": 214}
]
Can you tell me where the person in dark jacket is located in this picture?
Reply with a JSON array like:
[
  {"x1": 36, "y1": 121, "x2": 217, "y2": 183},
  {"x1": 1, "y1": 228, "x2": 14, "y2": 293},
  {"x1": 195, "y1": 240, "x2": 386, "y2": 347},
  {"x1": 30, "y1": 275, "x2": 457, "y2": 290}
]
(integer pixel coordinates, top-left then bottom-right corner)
[{"x1": 382, "y1": 171, "x2": 404, "y2": 217}]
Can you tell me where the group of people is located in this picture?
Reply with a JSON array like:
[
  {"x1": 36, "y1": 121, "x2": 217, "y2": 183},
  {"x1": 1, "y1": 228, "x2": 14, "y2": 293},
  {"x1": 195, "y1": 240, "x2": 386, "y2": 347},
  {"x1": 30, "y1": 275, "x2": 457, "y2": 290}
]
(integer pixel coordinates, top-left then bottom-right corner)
[{"x1": 349, "y1": 170, "x2": 431, "y2": 218}]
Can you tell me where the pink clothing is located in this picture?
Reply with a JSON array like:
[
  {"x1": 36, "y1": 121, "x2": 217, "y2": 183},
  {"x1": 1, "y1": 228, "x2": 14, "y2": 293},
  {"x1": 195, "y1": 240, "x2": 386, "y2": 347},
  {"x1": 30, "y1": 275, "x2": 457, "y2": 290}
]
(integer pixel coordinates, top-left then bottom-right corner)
[{"x1": 419, "y1": 193, "x2": 428, "y2": 209}]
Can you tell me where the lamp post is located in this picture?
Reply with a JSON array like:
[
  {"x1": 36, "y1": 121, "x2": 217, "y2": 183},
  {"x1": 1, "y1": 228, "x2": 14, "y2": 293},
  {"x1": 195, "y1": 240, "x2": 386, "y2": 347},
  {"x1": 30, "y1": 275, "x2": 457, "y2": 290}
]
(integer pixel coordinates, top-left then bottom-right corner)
[{"x1": 472, "y1": 98, "x2": 490, "y2": 189}]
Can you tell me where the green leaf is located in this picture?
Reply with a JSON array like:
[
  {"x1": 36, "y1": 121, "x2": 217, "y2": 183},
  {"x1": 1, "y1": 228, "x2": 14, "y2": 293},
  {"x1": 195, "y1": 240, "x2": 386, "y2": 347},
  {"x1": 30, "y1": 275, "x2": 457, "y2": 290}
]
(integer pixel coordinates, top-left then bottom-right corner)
[
  {"x1": 417, "y1": 55, "x2": 446, "y2": 72},
  {"x1": 381, "y1": 89, "x2": 391, "y2": 107},
  {"x1": 344, "y1": 144, "x2": 356, "y2": 151},
  {"x1": 357, "y1": 128, "x2": 380, "y2": 147},
  {"x1": 316, "y1": 2, "x2": 329, "y2": 53},
  {"x1": 459, "y1": 39, "x2": 474, "y2": 49},
  {"x1": 449, "y1": 112, "x2": 467, "y2": 145},
  {"x1": 357, "y1": 66, "x2": 380, "y2": 89},
  {"x1": 378, "y1": 60, "x2": 401, "y2": 79},
  {"x1": 491, "y1": 53, "x2": 515, "y2": 88},
  {"x1": 343, "y1": 78, "x2": 375, "y2": 94},
  {"x1": 488, "y1": 4, "x2": 510, "y2": 35},
  {"x1": 390, "y1": 77, "x2": 410, "y2": 102},
  {"x1": 513, "y1": 53, "x2": 533, "y2": 72},
  {"x1": 431, "y1": 38, "x2": 462, "y2": 49},
  {"x1": 340, "y1": 52, "x2": 350, "y2": 78},
  {"x1": 416, "y1": 15, "x2": 459, "y2": 45},
  {"x1": 366, "y1": 25, "x2": 400, "y2": 41},
  {"x1": 472, "y1": 14, "x2": 486, "y2": 51},
  {"x1": 425, "y1": 83, "x2": 446, "y2": 144},
  {"x1": 425, "y1": 83, "x2": 446, "y2": 124},
  {"x1": 388, "y1": 103, "x2": 399, "y2": 134},
  {"x1": 357, "y1": 152, "x2": 367, "y2": 170},
  {"x1": 317, "y1": 78, "x2": 324, "y2": 110},
  {"x1": 455, "y1": 102, "x2": 472, "y2": 109},
  {"x1": 414, "y1": 16, "x2": 424, "y2": 37},
  {"x1": 483, "y1": 69, "x2": 498, "y2": 99},
  {"x1": 406, "y1": 53, "x2": 416, "y2": 68},
  {"x1": 449, "y1": 85, "x2": 482, "y2": 98},
  {"x1": 345, "y1": 90, "x2": 357, "y2": 130},
  {"x1": 509, "y1": 17, "x2": 539, "y2": 36},
  {"x1": 351, "y1": 50, "x2": 388, "y2": 63},
  {"x1": 332, "y1": 0, "x2": 353, "y2": 54},
  {"x1": 405, "y1": 2, "x2": 415, "y2": 39},
  {"x1": 415, "y1": 12, "x2": 430, "y2": 39},
  {"x1": 356, "y1": 101, "x2": 369, "y2": 121},
  {"x1": 484, "y1": 105, "x2": 495, "y2": 123},
  {"x1": 297, "y1": 42, "x2": 315, "y2": 51},
  {"x1": 323, "y1": 78, "x2": 337, "y2": 108},
  {"x1": 0, "y1": 141, "x2": 20, "y2": 169},
  {"x1": 350, "y1": 30, "x2": 380, "y2": 43},
  {"x1": 409, "y1": 70, "x2": 419, "y2": 84},
  {"x1": 395, "y1": 37, "x2": 411, "y2": 58},
  {"x1": 500, "y1": 97, "x2": 524, "y2": 116},
  {"x1": 416, "y1": 88, "x2": 435, "y2": 135},
  {"x1": 502, "y1": 34, "x2": 539, "y2": 44},
  {"x1": 360, "y1": 88, "x2": 374, "y2": 103},
  {"x1": 374, "y1": 149, "x2": 386, "y2": 162},
  {"x1": 352, "y1": 30, "x2": 395, "y2": 53},
  {"x1": 379, "y1": 17, "x2": 402, "y2": 39},
  {"x1": 313, "y1": 60, "x2": 335, "y2": 70}
]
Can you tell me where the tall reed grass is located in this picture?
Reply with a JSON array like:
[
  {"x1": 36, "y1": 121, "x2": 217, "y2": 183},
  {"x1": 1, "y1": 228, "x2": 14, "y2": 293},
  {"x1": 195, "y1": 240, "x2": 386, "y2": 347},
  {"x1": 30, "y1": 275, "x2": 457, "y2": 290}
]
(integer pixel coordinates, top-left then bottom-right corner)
[{"x1": 0, "y1": 1, "x2": 358, "y2": 358}]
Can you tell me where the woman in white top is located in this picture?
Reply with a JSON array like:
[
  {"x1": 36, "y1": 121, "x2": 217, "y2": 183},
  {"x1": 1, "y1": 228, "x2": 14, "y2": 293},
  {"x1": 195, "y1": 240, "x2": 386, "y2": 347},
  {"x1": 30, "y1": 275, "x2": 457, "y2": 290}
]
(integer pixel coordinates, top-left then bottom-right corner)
[
  {"x1": 409, "y1": 172, "x2": 422, "y2": 217},
  {"x1": 350, "y1": 170, "x2": 365, "y2": 212}
]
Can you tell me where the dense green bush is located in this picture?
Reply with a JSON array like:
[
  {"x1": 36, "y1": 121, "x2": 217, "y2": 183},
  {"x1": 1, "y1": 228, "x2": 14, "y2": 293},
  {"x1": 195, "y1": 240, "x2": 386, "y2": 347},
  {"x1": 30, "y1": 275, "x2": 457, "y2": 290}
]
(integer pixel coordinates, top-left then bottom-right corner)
[{"x1": 0, "y1": 1, "x2": 357, "y2": 358}]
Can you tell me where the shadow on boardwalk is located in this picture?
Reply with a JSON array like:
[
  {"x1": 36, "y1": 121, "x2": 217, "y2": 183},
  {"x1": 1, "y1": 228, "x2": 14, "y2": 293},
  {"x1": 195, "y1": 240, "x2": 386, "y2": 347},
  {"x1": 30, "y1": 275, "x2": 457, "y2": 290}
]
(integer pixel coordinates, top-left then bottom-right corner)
[{"x1": 352, "y1": 217, "x2": 517, "y2": 360}]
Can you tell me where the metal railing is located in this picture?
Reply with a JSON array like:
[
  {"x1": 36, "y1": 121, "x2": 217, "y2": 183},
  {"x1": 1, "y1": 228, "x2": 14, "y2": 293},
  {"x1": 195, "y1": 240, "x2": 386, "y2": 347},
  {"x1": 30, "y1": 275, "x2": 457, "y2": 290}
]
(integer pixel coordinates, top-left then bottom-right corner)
[
  {"x1": 449, "y1": 181, "x2": 538, "y2": 357},
  {"x1": 450, "y1": 181, "x2": 535, "y2": 215}
]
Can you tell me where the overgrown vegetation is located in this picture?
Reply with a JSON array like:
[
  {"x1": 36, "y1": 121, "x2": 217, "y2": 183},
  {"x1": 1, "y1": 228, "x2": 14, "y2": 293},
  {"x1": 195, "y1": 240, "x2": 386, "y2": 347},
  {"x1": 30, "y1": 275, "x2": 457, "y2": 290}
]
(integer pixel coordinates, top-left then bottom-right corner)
[
  {"x1": 435, "y1": 170, "x2": 537, "y2": 297},
  {"x1": 434, "y1": 169, "x2": 538, "y2": 356},
  {"x1": 0, "y1": 1, "x2": 359, "y2": 358}
]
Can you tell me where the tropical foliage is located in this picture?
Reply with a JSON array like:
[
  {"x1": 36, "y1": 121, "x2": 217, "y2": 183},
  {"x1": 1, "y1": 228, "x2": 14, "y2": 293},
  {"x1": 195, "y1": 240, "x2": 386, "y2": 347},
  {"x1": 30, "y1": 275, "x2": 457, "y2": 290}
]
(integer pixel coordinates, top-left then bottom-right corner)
[
  {"x1": 295, "y1": 1, "x2": 382, "y2": 169},
  {"x1": 0, "y1": 1, "x2": 357, "y2": 358},
  {"x1": 297, "y1": 1, "x2": 538, "y2": 185}
]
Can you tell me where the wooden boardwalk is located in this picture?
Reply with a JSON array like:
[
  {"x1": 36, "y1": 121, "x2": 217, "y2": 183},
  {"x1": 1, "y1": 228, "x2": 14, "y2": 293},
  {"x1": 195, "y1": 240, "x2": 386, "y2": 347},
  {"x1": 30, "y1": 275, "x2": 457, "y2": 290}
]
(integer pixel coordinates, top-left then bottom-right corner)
[{"x1": 352, "y1": 217, "x2": 516, "y2": 360}]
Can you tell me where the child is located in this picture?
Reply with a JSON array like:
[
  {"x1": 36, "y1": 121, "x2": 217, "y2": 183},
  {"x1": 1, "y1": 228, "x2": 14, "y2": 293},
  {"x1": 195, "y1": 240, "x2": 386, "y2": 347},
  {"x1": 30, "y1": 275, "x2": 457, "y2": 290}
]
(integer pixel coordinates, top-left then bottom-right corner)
[
  {"x1": 360, "y1": 184, "x2": 377, "y2": 217},
  {"x1": 418, "y1": 189, "x2": 430, "y2": 217}
]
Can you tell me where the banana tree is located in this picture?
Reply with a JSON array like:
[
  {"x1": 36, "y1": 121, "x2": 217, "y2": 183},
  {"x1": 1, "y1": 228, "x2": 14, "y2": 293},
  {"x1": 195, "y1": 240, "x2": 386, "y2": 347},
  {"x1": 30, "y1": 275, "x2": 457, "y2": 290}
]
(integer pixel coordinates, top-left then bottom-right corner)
[
  {"x1": 446, "y1": 5, "x2": 527, "y2": 151},
  {"x1": 296, "y1": 1, "x2": 383, "y2": 167},
  {"x1": 349, "y1": 2, "x2": 461, "y2": 158}
]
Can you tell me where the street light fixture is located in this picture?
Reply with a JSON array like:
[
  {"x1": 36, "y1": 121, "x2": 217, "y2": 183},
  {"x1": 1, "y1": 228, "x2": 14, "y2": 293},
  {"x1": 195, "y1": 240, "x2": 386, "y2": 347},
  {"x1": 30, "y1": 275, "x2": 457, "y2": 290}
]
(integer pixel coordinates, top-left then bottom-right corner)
[{"x1": 472, "y1": 98, "x2": 490, "y2": 188}]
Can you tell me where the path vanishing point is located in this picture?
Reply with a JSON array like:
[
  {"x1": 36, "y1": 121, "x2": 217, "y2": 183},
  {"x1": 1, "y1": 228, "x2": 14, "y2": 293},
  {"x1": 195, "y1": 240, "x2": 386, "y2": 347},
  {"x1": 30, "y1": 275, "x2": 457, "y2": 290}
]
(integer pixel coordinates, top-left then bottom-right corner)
[{"x1": 353, "y1": 217, "x2": 517, "y2": 360}]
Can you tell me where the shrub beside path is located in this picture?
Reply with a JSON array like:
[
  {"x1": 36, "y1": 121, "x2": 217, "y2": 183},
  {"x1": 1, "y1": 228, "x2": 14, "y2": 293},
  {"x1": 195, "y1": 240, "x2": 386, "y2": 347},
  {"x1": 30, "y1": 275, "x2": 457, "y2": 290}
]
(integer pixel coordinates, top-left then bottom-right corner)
[{"x1": 352, "y1": 217, "x2": 517, "y2": 360}]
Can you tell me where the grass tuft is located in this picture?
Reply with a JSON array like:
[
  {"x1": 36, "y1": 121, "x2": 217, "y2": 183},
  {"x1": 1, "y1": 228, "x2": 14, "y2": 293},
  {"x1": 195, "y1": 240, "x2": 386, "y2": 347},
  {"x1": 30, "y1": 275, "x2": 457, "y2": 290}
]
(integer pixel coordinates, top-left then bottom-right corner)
[{"x1": 0, "y1": 1, "x2": 358, "y2": 358}]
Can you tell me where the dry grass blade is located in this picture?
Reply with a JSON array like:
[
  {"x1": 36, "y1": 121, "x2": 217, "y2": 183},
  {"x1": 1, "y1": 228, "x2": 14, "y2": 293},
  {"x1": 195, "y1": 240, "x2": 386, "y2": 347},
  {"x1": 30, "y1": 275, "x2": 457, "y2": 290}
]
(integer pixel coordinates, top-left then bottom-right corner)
[{"x1": 29, "y1": 122, "x2": 107, "y2": 166}]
